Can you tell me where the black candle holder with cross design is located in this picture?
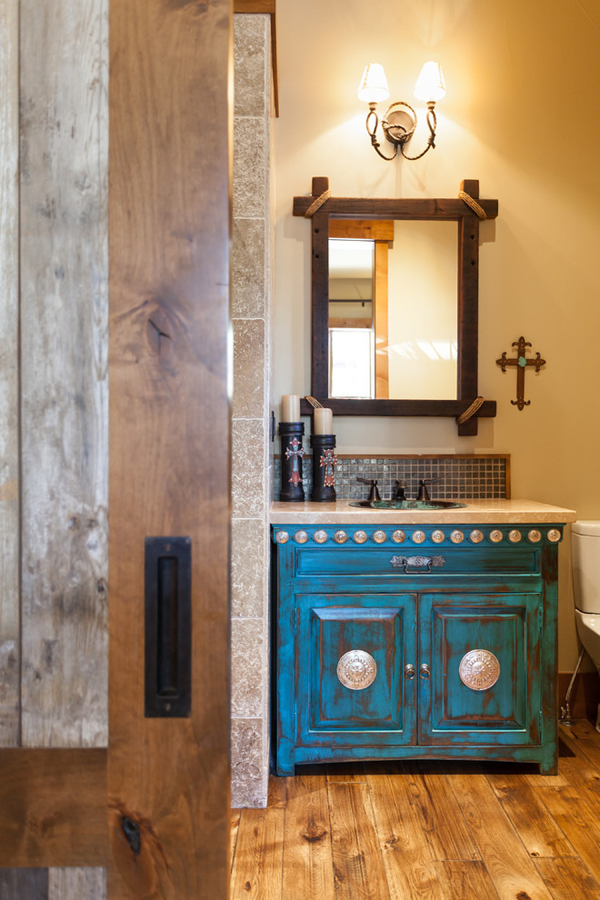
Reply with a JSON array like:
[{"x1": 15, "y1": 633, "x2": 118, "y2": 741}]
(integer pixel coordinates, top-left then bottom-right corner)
[
  {"x1": 310, "y1": 434, "x2": 338, "y2": 502},
  {"x1": 279, "y1": 422, "x2": 305, "y2": 501}
]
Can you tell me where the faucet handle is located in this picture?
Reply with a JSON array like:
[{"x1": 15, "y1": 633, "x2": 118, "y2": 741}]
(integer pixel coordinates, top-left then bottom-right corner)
[
  {"x1": 417, "y1": 477, "x2": 440, "y2": 502},
  {"x1": 357, "y1": 477, "x2": 381, "y2": 502}
]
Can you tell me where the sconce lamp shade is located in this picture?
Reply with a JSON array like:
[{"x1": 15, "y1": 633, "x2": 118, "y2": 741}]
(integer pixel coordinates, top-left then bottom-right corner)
[
  {"x1": 413, "y1": 61, "x2": 446, "y2": 102},
  {"x1": 357, "y1": 64, "x2": 390, "y2": 104}
]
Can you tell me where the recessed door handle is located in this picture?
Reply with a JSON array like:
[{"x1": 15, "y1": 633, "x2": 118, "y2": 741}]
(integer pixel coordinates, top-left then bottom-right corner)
[
  {"x1": 405, "y1": 664, "x2": 416, "y2": 680},
  {"x1": 419, "y1": 664, "x2": 431, "y2": 680}
]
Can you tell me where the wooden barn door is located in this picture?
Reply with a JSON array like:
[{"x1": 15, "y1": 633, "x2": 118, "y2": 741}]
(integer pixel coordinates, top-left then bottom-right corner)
[{"x1": 0, "y1": 0, "x2": 232, "y2": 896}]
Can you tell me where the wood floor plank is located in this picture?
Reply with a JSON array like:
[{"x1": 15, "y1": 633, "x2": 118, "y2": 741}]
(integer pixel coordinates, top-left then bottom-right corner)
[
  {"x1": 267, "y1": 775, "x2": 289, "y2": 808},
  {"x1": 230, "y1": 810, "x2": 241, "y2": 873},
  {"x1": 401, "y1": 763, "x2": 480, "y2": 862},
  {"x1": 0, "y1": 869, "x2": 48, "y2": 900},
  {"x1": 48, "y1": 868, "x2": 106, "y2": 900},
  {"x1": 327, "y1": 782, "x2": 391, "y2": 900},
  {"x1": 560, "y1": 721, "x2": 600, "y2": 771},
  {"x1": 230, "y1": 808, "x2": 284, "y2": 900},
  {"x1": 326, "y1": 763, "x2": 366, "y2": 783},
  {"x1": 537, "y1": 785, "x2": 600, "y2": 882},
  {"x1": 448, "y1": 770, "x2": 554, "y2": 900},
  {"x1": 281, "y1": 775, "x2": 335, "y2": 900},
  {"x1": 367, "y1": 772, "x2": 444, "y2": 900},
  {"x1": 485, "y1": 773, "x2": 575, "y2": 858},
  {"x1": 534, "y1": 857, "x2": 600, "y2": 900},
  {"x1": 434, "y1": 860, "x2": 500, "y2": 900}
]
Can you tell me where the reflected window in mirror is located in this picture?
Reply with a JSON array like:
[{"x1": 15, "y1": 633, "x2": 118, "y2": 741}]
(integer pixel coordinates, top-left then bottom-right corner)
[{"x1": 328, "y1": 219, "x2": 457, "y2": 401}]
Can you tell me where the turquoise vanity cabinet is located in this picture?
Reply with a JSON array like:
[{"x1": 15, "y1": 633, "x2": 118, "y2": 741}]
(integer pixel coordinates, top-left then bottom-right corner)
[{"x1": 272, "y1": 523, "x2": 563, "y2": 776}]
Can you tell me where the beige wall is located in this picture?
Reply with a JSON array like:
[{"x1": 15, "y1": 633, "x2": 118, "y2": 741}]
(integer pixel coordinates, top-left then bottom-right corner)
[{"x1": 273, "y1": 0, "x2": 600, "y2": 670}]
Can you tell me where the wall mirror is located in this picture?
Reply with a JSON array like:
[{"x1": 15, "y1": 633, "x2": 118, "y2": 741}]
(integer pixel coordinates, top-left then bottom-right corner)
[{"x1": 293, "y1": 177, "x2": 499, "y2": 435}]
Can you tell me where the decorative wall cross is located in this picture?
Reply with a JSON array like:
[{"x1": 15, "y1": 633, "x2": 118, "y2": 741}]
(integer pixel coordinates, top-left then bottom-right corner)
[{"x1": 496, "y1": 336, "x2": 546, "y2": 410}]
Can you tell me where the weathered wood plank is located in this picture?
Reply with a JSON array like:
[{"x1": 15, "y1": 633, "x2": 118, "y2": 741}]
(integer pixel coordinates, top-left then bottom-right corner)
[
  {"x1": 0, "y1": 0, "x2": 20, "y2": 749},
  {"x1": 108, "y1": 0, "x2": 231, "y2": 896},
  {"x1": 327, "y1": 782, "x2": 391, "y2": 900},
  {"x1": 534, "y1": 857, "x2": 600, "y2": 900},
  {"x1": 537, "y1": 785, "x2": 600, "y2": 882},
  {"x1": 230, "y1": 808, "x2": 285, "y2": 899},
  {"x1": 0, "y1": 748, "x2": 108, "y2": 867},
  {"x1": 401, "y1": 763, "x2": 480, "y2": 862},
  {"x1": 433, "y1": 860, "x2": 499, "y2": 900},
  {"x1": 0, "y1": 869, "x2": 48, "y2": 900},
  {"x1": 48, "y1": 868, "x2": 106, "y2": 900},
  {"x1": 282, "y1": 775, "x2": 336, "y2": 900},
  {"x1": 20, "y1": 0, "x2": 109, "y2": 748},
  {"x1": 448, "y1": 770, "x2": 554, "y2": 900},
  {"x1": 486, "y1": 772, "x2": 575, "y2": 858},
  {"x1": 367, "y1": 771, "x2": 444, "y2": 900}
]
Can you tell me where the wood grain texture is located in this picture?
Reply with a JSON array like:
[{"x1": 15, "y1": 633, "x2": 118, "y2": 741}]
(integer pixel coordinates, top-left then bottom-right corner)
[
  {"x1": 230, "y1": 808, "x2": 284, "y2": 899},
  {"x1": 537, "y1": 785, "x2": 600, "y2": 882},
  {"x1": 0, "y1": 748, "x2": 108, "y2": 867},
  {"x1": 0, "y1": 0, "x2": 20, "y2": 748},
  {"x1": 533, "y1": 857, "x2": 600, "y2": 900},
  {"x1": 433, "y1": 860, "x2": 499, "y2": 899},
  {"x1": 282, "y1": 775, "x2": 335, "y2": 900},
  {"x1": 20, "y1": 0, "x2": 109, "y2": 748},
  {"x1": 367, "y1": 770, "x2": 444, "y2": 900},
  {"x1": 448, "y1": 770, "x2": 553, "y2": 900},
  {"x1": 108, "y1": 0, "x2": 231, "y2": 896},
  {"x1": 48, "y1": 868, "x2": 107, "y2": 900},
  {"x1": 328, "y1": 782, "x2": 391, "y2": 900}
]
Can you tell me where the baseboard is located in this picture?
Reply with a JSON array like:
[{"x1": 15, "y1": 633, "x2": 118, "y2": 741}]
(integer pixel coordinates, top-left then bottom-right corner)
[{"x1": 558, "y1": 670, "x2": 600, "y2": 721}]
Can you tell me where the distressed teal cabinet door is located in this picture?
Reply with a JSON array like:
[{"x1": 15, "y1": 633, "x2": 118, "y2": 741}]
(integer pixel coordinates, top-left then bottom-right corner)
[
  {"x1": 277, "y1": 593, "x2": 417, "y2": 772},
  {"x1": 418, "y1": 592, "x2": 541, "y2": 747}
]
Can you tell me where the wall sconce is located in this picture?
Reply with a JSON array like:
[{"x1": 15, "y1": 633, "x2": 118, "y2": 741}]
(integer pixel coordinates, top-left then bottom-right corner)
[{"x1": 358, "y1": 62, "x2": 446, "y2": 161}]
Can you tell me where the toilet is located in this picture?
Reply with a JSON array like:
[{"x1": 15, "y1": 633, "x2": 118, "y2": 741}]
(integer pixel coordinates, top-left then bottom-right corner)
[{"x1": 571, "y1": 520, "x2": 600, "y2": 732}]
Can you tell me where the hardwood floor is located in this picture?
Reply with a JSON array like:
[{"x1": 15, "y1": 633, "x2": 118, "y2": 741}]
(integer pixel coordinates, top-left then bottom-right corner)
[{"x1": 230, "y1": 720, "x2": 600, "y2": 899}]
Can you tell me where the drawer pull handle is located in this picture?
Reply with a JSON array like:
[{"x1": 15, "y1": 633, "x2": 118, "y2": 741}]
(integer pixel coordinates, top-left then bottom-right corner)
[
  {"x1": 405, "y1": 664, "x2": 416, "y2": 680},
  {"x1": 390, "y1": 555, "x2": 445, "y2": 573},
  {"x1": 419, "y1": 664, "x2": 431, "y2": 680}
]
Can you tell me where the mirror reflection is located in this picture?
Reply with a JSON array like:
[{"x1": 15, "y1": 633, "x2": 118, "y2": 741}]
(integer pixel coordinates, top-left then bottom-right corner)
[{"x1": 328, "y1": 219, "x2": 457, "y2": 400}]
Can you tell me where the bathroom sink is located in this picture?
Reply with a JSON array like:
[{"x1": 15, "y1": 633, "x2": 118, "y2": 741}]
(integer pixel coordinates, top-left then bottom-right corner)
[{"x1": 349, "y1": 499, "x2": 468, "y2": 510}]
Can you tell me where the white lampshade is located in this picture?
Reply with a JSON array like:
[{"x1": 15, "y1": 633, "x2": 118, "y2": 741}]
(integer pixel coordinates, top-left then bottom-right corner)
[
  {"x1": 357, "y1": 64, "x2": 390, "y2": 104},
  {"x1": 414, "y1": 61, "x2": 446, "y2": 102}
]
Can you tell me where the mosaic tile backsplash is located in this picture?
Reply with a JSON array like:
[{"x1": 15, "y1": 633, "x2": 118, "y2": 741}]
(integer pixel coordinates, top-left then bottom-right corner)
[{"x1": 274, "y1": 455, "x2": 509, "y2": 502}]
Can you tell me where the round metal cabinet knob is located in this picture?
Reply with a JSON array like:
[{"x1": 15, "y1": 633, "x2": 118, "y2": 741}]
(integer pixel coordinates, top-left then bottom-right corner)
[
  {"x1": 392, "y1": 530, "x2": 406, "y2": 543},
  {"x1": 450, "y1": 530, "x2": 464, "y2": 544},
  {"x1": 431, "y1": 530, "x2": 445, "y2": 544},
  {"x1": 313, "y1": 529, "x2": 328, "y2": 543},
  {"x1": 293, "y1": 530, "x2": 308, "y2": 544},
  {"x1": 333, "y1": 530, "x2": 348, "y2": 544},
  {"x1": 412, "y1": 530, "x2": 426, "y2": 544},
  {"x1": 470, "y1": 529, "x2": 484, "y2": 544},
  {"x1": 372, "y1": 530, "x2": 387, "y2": 544},
  {"x1": 528, "y1": 529, "x2": 542, "y2": 543},
  {"x1": 489, "y1": 529, "x2": 503, "y2": 543},
  {"x1": 353, "y1": 530, "x2": 368, "y2": 544},
  {"x1": 547, "y1": 529, "x2": 561, "y2": 543},
  {"x1": 508, "y1": 529, "x2": 522, "y2": 543},
  {"x1": 337, "y1": 650, "x2": 377, "y2": 690},
  {"x1": 275, "y1": 530, "x2": 289, "y2": 544},
  {"x1": 419, "y1": 664, "x2": 431, "y2": 680},
  {"x1": 405, "y1": 664, "x2": 416, "y2": 680},
  {"x1": 459, "y1": 649, "x2": 500, "y2": 691}
]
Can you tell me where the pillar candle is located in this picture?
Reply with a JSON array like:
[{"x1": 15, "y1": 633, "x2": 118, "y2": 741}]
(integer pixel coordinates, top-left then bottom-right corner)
[
  {"x1": 313, "y1": 407, "x2": 333, "y2": 434},
  {"x1": 281, "y1": 394, "x2": 300, "y2": 422}
]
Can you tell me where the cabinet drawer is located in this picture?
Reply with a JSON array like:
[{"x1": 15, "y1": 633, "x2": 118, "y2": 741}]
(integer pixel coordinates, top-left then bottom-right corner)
[{"x1": 293, "y1": 545, "x2": 540, "y2": 578}]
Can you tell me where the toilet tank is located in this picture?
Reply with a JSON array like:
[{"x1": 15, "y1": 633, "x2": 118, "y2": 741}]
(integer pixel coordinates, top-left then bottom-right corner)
[{"x1": 572, "y1": 520, "x2": 600, "y2": 614}]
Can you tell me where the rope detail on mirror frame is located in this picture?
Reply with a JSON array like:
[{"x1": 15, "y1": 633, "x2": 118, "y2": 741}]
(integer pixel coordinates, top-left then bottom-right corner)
[
  {"x1": 456, "y1": 396, "x2": 485, "y2": 424},
  {"x1": 458, "y1": 190, "x2": 487, "y2": 219}
]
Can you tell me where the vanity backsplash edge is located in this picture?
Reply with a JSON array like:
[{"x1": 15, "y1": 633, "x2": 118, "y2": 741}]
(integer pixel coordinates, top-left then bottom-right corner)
[{"x1": 273, "y1": 454, "x2": 510, "y2": 502}]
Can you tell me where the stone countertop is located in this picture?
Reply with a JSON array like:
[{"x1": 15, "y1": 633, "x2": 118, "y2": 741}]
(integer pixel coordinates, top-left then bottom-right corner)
[{"x1": 270, "y1": 499, "x2": 577, "y2": 526}]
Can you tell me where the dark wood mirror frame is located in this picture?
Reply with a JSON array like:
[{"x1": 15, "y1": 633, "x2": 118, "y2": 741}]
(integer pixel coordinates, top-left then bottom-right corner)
[{"x1": 293, "y1": 177, "x2": 499, "y2": 436}]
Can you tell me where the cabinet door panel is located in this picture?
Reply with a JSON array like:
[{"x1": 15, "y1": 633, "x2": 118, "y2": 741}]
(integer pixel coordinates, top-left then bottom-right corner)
[
  {"x1": 296, "y1": 594, "x2": 417, "y2": 752},
  {"x1": 419, "y1": 593, "x2": 541, "y2": 746}
]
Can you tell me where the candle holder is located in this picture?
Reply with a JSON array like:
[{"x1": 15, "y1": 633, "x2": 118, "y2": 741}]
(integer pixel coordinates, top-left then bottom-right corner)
[
  {"x1": 279, "y1": 422, "x2": 305, "y2": 502},
  {"x1": 310, "y1": 433, "x2": 338, "y2": 502}
]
